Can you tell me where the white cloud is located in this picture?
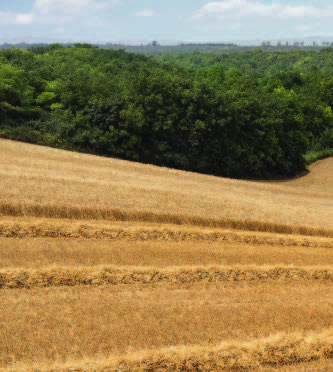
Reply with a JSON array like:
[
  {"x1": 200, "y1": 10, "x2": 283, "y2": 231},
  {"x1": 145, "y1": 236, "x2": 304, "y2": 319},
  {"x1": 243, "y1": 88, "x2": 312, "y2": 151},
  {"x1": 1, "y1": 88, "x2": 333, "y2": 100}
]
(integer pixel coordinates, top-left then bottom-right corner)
[
  {"x1": 191, "y1": 1, "x2": 333, "y2": 40},
  {"x1": 16, "y1": 13, "x2": 33, "y2": 25},
  {"x1": 135, "y1": 9, "x2": 154, "y2": 17},
  {"x1": 32, "y1": 0, "x2": 119, "y2": 16},
  {"x1": 281, "y1": 6, "x2": 313, "y2": 17},
  {"x1": 0, "y1": 0, "x2": 119, "y2": 27},
  {"x1": 33, "y1": 0, "x2": 96, "y2": 17},
  {"x1": 193, "y1": 1, "x2": 332, "y2": 19}
]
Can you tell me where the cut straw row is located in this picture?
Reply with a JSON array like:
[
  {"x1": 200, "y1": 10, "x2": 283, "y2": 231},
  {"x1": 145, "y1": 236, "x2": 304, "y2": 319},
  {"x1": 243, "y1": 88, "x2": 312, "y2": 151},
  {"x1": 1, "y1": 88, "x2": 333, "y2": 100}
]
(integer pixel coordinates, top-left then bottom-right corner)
[
  {"x1": 1, "y1": 265, "x2": 333, "y2": 289},
  {"x1": 0, "y1": 221, "x2": 332, "y2": 248},
  {"x1": 7, "y1": 328, "x2": 333, "y2": 371},
  {"x1": 0, "y1": 202, "x2": 332, "y2": 237}
]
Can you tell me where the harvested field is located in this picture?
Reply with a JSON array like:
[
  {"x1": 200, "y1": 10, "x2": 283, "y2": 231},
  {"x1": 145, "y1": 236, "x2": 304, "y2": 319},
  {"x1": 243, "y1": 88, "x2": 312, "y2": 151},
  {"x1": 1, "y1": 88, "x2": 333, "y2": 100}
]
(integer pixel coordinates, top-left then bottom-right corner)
[
  {"x1": 1, "y1": 218, "x2": 332, "y2": 245},
  {"x1": 0, "y1": 139, "x2": 332, "y2": 370},
  {"x1": 1, "y1": 283, "x2": 333, "y2": 367},
  {"x1": 1, "y1": 139, "x2": 332, "y2": 233},
  {"x1": 2, "y1": 326, "x2": 333, "y2": 371},
  {"x1": 1, "y1": 238, "x2": 332, "y2": 268},
  {"x1": 1, "y1": 264, "x2": 333, "y2": 289}
]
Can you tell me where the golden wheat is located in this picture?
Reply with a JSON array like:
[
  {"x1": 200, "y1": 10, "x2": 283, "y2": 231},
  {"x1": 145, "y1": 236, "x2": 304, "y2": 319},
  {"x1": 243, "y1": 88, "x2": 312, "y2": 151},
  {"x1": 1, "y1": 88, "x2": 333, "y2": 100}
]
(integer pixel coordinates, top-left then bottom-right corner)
[
  {"x1": 0, "y1": 264, "x2": 332, "y2": 288},
  {"x1": 2, "y1": 237, "x2": 332, "y2": 268},
  {"x1": 0, "y1": 218, "x2": 332, "y2": 246},
  {"x1": 1, "y1": 201, "x2": 332, "y2": 237},
  {"x1": 260, "y1": 358, "x2": 333, "y2": 371},
  {"x1": 1, "y1": 139, "x2": 332, "y2": 232},
  {"x1": 1, "y1": 282, "x2": 332, "y2": 368},
  {"x1": 1, "y1": 139, "x2": 332, "y2": 370},
  {"x1": 4, "y1": 328, "x2": 333, "y2": 371}
]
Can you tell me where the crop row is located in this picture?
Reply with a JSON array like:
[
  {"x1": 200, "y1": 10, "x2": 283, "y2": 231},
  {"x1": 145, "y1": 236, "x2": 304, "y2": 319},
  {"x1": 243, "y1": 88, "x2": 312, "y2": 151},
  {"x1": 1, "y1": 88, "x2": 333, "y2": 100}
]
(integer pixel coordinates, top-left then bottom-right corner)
[
  {"x1": 5, "y1": 328, "x2": 333, "y2": 371},
  {"x1": 1, "y1": 265, "x2": 333, "y2": 288},
  {"x1": 1, "y1": 202, "x2": 332, "y2": 237},
  {"x1": 1, "y1": 221, "x2": 332, "y2": 248}
]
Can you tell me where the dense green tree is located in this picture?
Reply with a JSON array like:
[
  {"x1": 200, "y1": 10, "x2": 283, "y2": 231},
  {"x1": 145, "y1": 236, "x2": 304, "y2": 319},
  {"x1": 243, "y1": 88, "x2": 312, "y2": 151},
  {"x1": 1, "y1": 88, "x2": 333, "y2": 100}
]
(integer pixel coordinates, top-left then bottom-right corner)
[
  {"x1": 0, "y1": 63, "x2": 36, "y2": 122},
  {"x1": 320, "y1": 76, "x2": 333, "y2": 108},
  {"x1": 1, "y1": 45, "x2": 332, "y2": 179}
]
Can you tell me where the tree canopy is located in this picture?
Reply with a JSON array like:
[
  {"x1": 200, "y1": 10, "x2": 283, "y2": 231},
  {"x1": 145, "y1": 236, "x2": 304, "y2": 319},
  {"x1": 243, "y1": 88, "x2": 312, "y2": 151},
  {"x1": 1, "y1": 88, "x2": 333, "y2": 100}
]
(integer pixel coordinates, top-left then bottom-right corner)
[{"x1": 1, "y1": 45, "x2": 332, "y2": 179}]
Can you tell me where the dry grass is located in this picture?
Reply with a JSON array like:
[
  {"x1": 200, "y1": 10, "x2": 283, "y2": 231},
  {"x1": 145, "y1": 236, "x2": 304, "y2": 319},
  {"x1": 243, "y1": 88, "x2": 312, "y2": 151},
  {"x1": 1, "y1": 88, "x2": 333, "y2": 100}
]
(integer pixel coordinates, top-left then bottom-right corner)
[
  {"x1": 260, "y1": 358, "x2": 333, "y2": 371},
  {"x1": 6, "y1": 328, "x2": 333, "y2": 371},
  {"x1": 282, "y1": 158, "x2": 333, "y2": 193},
  {"x1": 1, "y1": 218, "x2": 333, "y2": 244},
  {"x1": 1, "y1": 201, "x2": 332, "y2": 237},
  {"x1": 0, "y1": 139, "x2": 332, "y2": 370},
  {"x1": 1, "y1": 139, "x2": 332, "y2": 232},
  {"x1": 0, "y1": 283, "x2": 332, "y2": 369},
  {"x1": 1, "y1": 237, "x2": 332, "y2": 269},
  {"x1": 1, "y1": 264, "x2": 333, "y2": 289}
]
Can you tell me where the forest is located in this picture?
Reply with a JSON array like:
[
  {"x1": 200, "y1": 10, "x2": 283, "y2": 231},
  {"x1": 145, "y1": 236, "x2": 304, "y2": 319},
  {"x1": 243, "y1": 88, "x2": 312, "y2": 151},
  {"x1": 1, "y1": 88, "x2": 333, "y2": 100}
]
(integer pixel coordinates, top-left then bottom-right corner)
[{"x1": 1, "y1": 43, "x2": 333, "y2": 179}]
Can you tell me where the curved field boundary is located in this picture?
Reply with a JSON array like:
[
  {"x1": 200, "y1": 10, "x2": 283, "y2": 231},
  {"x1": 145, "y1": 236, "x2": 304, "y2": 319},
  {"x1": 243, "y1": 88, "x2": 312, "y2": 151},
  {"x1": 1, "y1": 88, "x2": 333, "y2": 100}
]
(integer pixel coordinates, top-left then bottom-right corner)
[
  {"x1": 0, "y1": 220, "x2": 332, "y2": 248},
  {"x1": 1, "y1": 202, "x2": 332, "y2": 238},
  {"x1": 6, "y1": 329, "x2": 333, "y2": 371},
  {"x1": 1, "y1": 265, "x2": 333, "y2": 289}
]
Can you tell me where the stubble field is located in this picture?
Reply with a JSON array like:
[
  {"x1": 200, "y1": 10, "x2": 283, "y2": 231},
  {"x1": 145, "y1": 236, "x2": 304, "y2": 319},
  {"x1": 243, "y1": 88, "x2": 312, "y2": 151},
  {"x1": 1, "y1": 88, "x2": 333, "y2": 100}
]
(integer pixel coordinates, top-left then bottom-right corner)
[{"x1": 0, "y1": 138, "x2": 332, "y2": 371}]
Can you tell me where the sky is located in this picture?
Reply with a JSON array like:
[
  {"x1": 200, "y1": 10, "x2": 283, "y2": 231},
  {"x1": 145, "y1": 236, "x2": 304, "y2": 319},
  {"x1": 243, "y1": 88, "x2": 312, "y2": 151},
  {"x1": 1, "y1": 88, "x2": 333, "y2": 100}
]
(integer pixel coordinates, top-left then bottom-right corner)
[{"x1": 1, "y1": 0, "x2": 333, "y2": 45}]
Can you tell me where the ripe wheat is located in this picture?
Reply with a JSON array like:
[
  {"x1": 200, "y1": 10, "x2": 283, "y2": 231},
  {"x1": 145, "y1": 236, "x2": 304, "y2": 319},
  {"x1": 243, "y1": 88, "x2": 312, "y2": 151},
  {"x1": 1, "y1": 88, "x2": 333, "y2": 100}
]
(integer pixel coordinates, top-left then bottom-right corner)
[
  {"x1": 2, "y1": 139, "x2": 332, "y2": 234},
  {"x1": 1, "y1": 140, "x2": 332, "y2": 371},
  {"x1": 5, "y1": 328, "x2": 333, "y2": 371},
  {"x1": 0, "y1": 207, "x2": 332, "y2": 238},
  {"x1": 0, "y1": 219, "x2": 332, "y2": 247},
  {"x1": 1, "y1": 264, "x2": 332, "y2": 289}
]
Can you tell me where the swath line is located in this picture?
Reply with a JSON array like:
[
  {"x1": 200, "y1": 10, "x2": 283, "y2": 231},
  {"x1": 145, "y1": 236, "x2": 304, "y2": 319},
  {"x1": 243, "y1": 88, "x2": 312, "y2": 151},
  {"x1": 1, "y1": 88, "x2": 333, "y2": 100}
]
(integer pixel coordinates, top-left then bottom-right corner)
[
  {"x1": 0, "y1": 202, "x2": 332, "y2": 237},
  {"x1": 6, "y1": 328, "x2": 333, "y2": 371},
  {"x1": 1, "y1": 265, "x2": 333, "y2": 289}
]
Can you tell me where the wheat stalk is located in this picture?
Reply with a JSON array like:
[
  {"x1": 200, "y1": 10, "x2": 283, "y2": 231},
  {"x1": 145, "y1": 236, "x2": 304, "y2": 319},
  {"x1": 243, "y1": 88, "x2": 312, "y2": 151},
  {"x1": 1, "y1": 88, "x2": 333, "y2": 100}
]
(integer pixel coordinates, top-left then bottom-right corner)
[
  {"x1": 5, "y1": 328, "x2": 333, "y2": 371},
  {"x1": 1, "y1": 265, "x2": 332, "y2": 289}
]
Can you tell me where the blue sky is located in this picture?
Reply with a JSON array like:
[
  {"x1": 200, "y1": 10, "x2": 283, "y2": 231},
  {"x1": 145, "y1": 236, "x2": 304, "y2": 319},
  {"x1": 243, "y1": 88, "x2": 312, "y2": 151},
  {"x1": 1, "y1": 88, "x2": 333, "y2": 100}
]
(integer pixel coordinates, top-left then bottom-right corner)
[{"x1": 1, "y1": 0, "x2": 333, "y2": 44}]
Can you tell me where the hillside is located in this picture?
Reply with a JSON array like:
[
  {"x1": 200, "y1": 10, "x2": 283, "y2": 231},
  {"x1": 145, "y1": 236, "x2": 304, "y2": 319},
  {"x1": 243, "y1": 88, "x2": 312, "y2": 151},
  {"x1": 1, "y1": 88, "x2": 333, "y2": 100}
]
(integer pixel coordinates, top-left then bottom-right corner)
[
  {"x1": 1, "y1": 139, "x2": 332, "y2": 232},
  {"x1": 0, "y1": 139, "x2": 332, "y2": 371}
]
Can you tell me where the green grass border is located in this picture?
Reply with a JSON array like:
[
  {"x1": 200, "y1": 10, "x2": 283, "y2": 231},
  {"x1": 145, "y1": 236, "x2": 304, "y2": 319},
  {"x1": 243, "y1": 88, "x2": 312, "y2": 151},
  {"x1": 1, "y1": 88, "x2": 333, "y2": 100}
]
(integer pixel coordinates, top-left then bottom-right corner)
[{"x1": 303, "y1": 149, "x2": 333, "y2": 166}]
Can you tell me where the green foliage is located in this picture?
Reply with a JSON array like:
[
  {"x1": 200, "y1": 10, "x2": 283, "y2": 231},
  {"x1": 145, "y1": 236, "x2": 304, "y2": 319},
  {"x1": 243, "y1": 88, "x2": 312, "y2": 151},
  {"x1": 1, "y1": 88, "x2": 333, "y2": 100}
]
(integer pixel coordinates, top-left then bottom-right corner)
[
  {"x1": 0, "y1": 63, "x2": 36, "y2": 123},
  {"x1": 0, "y1": 45, "x2": 332, "y2": 179},
  {"x1": 304, "y1": 148, "x2": 333, "y2": 165},
  {"x1": 320, "y1": 76, "x2": 333, "y2": 108}
]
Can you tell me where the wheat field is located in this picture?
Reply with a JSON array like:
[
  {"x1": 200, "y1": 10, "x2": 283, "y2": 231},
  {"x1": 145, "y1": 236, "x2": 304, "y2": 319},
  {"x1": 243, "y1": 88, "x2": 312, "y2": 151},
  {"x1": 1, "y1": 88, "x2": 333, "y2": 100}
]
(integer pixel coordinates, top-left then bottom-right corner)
[{"x1": 0, "y1": 138, "x2": 332, "y2": 371}]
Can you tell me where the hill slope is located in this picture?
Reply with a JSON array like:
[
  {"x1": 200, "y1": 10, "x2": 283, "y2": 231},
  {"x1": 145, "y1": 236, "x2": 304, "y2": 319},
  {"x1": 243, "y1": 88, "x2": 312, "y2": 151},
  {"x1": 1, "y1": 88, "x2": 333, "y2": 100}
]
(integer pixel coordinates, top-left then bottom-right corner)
[
  {"x1": 0, "y1": 139, "x2": 332, "y2": 371},
  {"x1": 1, "y1": 139, "x2": 332, "y2": 233}
]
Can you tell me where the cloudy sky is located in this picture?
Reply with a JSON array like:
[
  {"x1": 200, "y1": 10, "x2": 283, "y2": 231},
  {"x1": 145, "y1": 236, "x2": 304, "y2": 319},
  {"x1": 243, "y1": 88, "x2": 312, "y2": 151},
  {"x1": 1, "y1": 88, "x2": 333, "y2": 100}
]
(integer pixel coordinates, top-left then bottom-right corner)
[{"x1": 1, "y1": 0, "x2": 333, "y2": 44}]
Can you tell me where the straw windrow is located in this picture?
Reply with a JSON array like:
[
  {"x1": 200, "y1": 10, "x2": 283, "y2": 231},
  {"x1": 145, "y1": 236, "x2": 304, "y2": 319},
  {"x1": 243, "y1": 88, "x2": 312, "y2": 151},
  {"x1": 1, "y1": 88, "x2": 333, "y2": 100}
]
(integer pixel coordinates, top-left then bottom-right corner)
[
  {"x1": 1, "y1": 265, "x2": 333, "y2": 289},
  {"x1": 0, "y1": 202, "x2": 332, "y2": 238},
  {"x1": 5, "y1": 329, "x2": 333, "y2": 371}
]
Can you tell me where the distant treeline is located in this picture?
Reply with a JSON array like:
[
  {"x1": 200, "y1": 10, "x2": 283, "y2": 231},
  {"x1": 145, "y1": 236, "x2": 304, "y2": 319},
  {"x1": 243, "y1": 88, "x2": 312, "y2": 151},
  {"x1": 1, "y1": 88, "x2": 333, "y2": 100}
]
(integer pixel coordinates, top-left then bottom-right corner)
[
  {"x1": 179, "y1": 43, "x2": 238, "y2": 46},
  {"x1": 1, "y1": 42, "x2": 331, "y2": 55},
  {"x1": 0, "y1": 44, "x2": 332, "y2": 178}
]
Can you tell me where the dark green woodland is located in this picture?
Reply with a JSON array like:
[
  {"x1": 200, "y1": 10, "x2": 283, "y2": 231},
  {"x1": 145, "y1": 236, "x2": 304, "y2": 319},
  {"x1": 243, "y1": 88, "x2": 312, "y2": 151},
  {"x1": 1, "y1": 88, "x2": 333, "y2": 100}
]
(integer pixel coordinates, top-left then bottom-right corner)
[{"x1": 1, "y1": 43, "x2": 333, "y2": 178}]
